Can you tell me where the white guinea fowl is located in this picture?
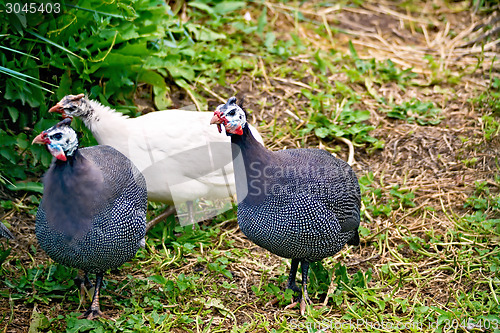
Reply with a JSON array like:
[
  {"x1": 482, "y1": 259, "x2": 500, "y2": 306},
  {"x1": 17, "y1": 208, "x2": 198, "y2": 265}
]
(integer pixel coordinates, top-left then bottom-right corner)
[{"x1": 49, "y1": 94, "x2": 264, "y2": 226}]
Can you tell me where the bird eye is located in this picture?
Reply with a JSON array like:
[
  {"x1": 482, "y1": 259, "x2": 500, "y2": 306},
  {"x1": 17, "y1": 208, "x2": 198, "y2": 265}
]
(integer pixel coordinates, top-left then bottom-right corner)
[
  {"x1": 228, "y1": 109, "x2": 236, "y2": 116},
  {"x1": 52, "y1": 133, "x2": 63, "y2": 140}
]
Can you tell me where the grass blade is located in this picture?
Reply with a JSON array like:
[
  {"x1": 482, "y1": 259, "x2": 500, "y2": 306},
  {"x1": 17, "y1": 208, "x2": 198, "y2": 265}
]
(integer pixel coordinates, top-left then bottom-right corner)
[
  {"x1": 27, "y1": 30, "x2": 83, "y2": 60},
  {"x1": 0, "y1": 46, "x2": 39, "y2": 60},
  {"x1": 0, "y1": 67, "x2": 54, "y2": 93}
]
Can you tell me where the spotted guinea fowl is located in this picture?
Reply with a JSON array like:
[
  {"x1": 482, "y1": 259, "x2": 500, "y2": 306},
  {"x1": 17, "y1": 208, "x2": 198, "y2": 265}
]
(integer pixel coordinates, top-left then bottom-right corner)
[
  {"x1": 0, "y1": 222, "x2": 14, "y2": 240},
  {"x1": 210, "y1": 97, "x2": 361, "y2": 315},
  {"x1": 32, "y1": 118, "x2": 147, "y2": 320},
  {"x1": 49, "y1": 94, "x2": 264, "y2": 227}
]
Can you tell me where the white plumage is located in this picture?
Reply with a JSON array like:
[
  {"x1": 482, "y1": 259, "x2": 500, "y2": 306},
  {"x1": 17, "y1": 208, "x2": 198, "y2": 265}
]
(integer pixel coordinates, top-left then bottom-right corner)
[{"x1": 49, "y1": 95, "x2": 264, "y2": 222}]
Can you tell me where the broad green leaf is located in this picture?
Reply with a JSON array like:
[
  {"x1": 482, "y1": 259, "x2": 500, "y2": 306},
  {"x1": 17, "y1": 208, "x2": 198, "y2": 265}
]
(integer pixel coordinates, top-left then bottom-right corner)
[
  {"x1": 139, "y1": 70, "x2": 170, "y2": 109},
  {"x1": 148, "y1": 275, "x2": 167, "y2": 285},
  {"x1": 7, "y1": 107, "x2": 19, "y2": 123},
  {"x1": 264, "y1": 32, "x2": 275, "y2": 50},
  {"x1": 56, "y1": 71, "x2": 73, "y2": 100},
  {"x1": 314, "y1": 127, "x2": 330, "y2": 138},
  {"x1": 166, "y1": 65, "x2": 195, "y2": 81},
  {"x1": 188, "y1": 2, "x2": 214, "y2": 14},
  {"x1": 8, "y1": 182, "x2": 44, "y2": 193},
  {"x1": 213, "y1": 1, "x2": 246, "y2": 14},
  {"x1": 187, "y1": 25, "x2": 226, "y2": 41}
]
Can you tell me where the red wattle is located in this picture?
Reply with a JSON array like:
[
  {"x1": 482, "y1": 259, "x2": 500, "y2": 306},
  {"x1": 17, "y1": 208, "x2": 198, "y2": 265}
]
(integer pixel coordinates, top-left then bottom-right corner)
[
  {"x1": 225, "y1": 123, "x2": 243, "y2": 135},
  {"x1": 56, "y1": 153, "x2": 67, "y2": 161},
  {"x1": 234, "y1": 125, "x2": 243, "y2": 135}
]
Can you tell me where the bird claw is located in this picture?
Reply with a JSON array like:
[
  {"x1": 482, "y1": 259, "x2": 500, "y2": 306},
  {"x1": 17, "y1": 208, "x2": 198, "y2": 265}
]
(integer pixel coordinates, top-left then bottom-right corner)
[
  {"x1": 284, "y1": 301, "x2": 299, "y2": 310},
  {"x1": 78, "y1": 308, "x2": 113, "y2": 321},
  {"x1": 283, "y1": 297, "x2": 310, "y2": 316},
  {"x1": 264, "y1": 282, "x2": 312, "y2": 316},
  {"x1": 299, "y1": 298, "x2": 307, "y2": 316},
  {"x1": 265, "y1": 297, "x2": 280, "y2": 307}
]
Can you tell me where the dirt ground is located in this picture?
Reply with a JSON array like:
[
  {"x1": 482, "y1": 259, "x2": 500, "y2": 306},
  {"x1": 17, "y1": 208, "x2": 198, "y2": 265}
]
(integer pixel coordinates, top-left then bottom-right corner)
[{"x1": 1, "y1": 1, "x2": 499, "y2": 331}]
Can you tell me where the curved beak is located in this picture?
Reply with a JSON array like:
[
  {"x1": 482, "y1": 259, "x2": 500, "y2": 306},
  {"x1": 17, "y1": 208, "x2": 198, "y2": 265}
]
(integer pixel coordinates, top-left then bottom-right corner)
[
  {"x1": 32, "y1": 132, "x2": 49, "y2": 145},
  {"x1": 48, "y1": 103, "x2": 73, "y2": 119},
  {"x1": 210, "y1": 110, "x2": 224, "y2": 133},
  {"x1": 49, "y1": 103, "x2": 63, "y2": 114}
]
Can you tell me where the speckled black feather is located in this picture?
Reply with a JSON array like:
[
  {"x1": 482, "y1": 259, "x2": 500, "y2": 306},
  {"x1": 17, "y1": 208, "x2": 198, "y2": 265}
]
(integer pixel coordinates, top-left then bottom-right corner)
[
  {"x1": 36, "y1": 145, "x2": 147, "y2": 274},
  {"x1": 0, "y1": 223, "x2": 14, "y2": 240},
  {"x1": 232, "y1": 124, "x2": 360, "y2": 262},
  {"x1": 214, "y1": 96, "x2": 361, "y2": 312}
]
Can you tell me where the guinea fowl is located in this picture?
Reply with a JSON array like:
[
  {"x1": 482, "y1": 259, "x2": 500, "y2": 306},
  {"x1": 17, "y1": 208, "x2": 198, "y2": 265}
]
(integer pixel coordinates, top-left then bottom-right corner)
[
  {"x1": 210, "y1": 97, "x2": 361, "y2": 315},
  {"x1": 32, "y1": 118, "x2": 147, "y2": 320},
  {"x1": 49, "y1": 94, "x2": 264, "y2": 227},
  {"x1": 0, "y1": 223, "x2": 14, "y2": 240}
]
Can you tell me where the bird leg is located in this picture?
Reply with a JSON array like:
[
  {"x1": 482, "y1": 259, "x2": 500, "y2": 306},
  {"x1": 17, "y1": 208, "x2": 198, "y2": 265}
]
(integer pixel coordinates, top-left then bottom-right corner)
[
  {"x1": 299, "y1": 261, "x2": 312, "y2": 316},
  {"x1": 283, "y1": 258, "x2": 307, "y2": 311},
  {"x1": 286, "y1": 258, "x2": 302, "y2": 295},
  {"x1": 283, "y1": 260, "x2": 312, "y2": 315},
  {"x1": 268, "y1": 259, "x2": 301, "y2": 307},
  {"x1": 75, "y1": 271, "x2": 94, "y2": 308},
  {"x1": 78, "y1": 273, "x2": 111, "y2": 320},
  {"x1": 146, "y1": 206, "x2": 176, "y2": 232}
]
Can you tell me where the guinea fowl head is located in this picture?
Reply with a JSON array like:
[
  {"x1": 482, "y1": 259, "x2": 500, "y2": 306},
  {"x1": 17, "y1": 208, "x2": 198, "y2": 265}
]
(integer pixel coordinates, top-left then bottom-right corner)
[
  {"x1": 210, "y1": 97, "x2": 247, "y2": 136},
  {"x1": 49, "y1": 94, "x2": 86, "y2": 119},
  {"x1": 32, "y1": 118, "x2": 78, "y2": 161}
]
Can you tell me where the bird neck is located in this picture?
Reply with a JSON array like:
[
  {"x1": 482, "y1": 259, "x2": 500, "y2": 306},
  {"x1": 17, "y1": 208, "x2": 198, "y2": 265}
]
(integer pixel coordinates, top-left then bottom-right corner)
[
  {"x1": 81, "y1": 98, "x2": 130, "y2": 140},
  {"x1": 231, "y1": 124, "x2": 273, "y2": 205},
  {"x1": 54, "y1": 148, "x2": 80, "y2": 167}
]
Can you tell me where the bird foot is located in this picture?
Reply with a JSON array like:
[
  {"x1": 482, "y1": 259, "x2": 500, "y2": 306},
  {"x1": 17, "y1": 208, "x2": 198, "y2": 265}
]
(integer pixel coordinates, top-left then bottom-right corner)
[
  {"x1": 78, "y1": 308, "x2": 113, "y2": 321},
  {"x1": 266, "y1": 288, "x2": 298, "y2": 308},
  {"x1": 265, "y1": 297, "x2": 280, "y2": 307},
  {"x1": 284, "y1": 300, "x2": 299, "y2": 310},
  {"x1": 283, "y1": 295, "x2": 312, "y2": 316},
  {"x1": 300, "y1": 298, "x2": 307, "y2": 316}
]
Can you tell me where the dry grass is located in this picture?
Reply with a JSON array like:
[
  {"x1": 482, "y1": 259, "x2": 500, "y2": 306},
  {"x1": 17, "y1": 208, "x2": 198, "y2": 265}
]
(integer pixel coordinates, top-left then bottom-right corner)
[{"x1": 1, "y1": 0, "x2": 499, "y2": 331}]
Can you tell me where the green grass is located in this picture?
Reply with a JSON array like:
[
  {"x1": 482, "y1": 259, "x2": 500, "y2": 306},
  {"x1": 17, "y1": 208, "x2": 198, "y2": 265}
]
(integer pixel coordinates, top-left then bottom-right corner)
[{"x1": 1, "y1": 0, "x2": 499, "y2": 331}]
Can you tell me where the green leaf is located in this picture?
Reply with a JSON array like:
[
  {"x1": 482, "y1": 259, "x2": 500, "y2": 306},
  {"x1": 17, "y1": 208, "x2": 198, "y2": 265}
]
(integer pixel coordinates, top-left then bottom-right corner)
[
  {"x1": 99, "y1": 53, "x2": 143, "y2": 68},
  {"x1": 264, "y1": 32, "x2": 275, "y2": 50},
  {"x1": 188, "y1": 2, "x2": 215, "y2": 14},
  {"x1": 166, "y1": 65, "x2": 195, "y2": 81},
  {"x1": 187, "y1": 25, "x2": 226, "y2": 42},
  {"x1": 257, "y1": 7, "x2": 267, "y2": 36},
  {"x1": 314, "y1": 127, "x2": 330, "y2": 138},
  {"x1": 0, "y1": 66, "x2": 54, "y2": 93},
  {"x1": 348, "y1": 40, "x2": 359, "y2": 60},
  {"x1": 7, "y1": 182, "x2": 43, "y2": 193},
  {"x1": 213, "y1": 1, "x2": 246, "y2": 14},
  {"x1": 138, "y1": 70, "x2": 170, "y2": 109},
  {"x1": 313, "y1": 51, "x2": 327, "y2": 74},
  {"x1": 56, "y1": 71, "x2": 73, "y2": 100},
  {"x1": 148, "y1": 275, "x2": 167, "y2": 285},
  {"x1": 7, "y1": 107, "x2": 19, "y2": 123}
]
